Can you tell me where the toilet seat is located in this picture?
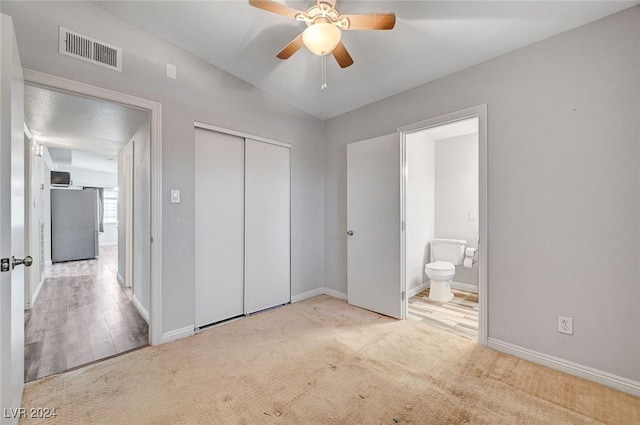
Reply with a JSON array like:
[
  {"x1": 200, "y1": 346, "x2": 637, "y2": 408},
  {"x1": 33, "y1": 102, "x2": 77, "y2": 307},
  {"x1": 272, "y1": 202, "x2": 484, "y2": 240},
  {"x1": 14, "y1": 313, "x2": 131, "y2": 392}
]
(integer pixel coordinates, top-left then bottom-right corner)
[{"x1": 425, "y1": 261, "x2": 455, "y2": 277}]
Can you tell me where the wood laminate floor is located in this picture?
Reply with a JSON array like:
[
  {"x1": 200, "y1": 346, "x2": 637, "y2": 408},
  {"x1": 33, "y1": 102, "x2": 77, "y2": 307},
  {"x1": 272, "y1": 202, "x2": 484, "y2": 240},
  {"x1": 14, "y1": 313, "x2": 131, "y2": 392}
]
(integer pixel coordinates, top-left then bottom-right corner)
[
  {"x1": 24, "y1": 246, "x2": 148, "y2": 382},
  {"x1": 408, "y1": 288, "x2": 479, "y2": 339}
]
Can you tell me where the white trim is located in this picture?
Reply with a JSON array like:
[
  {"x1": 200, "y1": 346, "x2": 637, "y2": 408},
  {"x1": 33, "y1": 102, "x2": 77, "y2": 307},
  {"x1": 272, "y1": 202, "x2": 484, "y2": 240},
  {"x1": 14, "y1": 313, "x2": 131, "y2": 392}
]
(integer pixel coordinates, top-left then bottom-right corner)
[
  {"x1": 323, "y1": 287, "x2": 347, "y2": 301},
  {"x1": 398, "y1": 104, "x2": 488, "y2": 346},
  {"x1": 23, "y1": 121, "x2": 33, "y2": 140},
  {"x1": 194, "y1": 121, "x2": 291, "y2": 149},
  {"x1": 488, "y1": 338, "x2": 640, "y2": 397},
  {"x1": 30, "y1": 276, "x2": 45, "y2": 307},
  {"x1": 292, "y1": 287, "x2": 348, "y2": 303},
  {"x1": 98, "y1": 242, "x2": 118, "y2": 247},
  {"x1": 132, "y1": 294, "x2": 149, "y2": 324},
  {"x1": 407, "y1": 282, "x2": 430, "y2": 298},
  {"x1": 116, "y1": 272, "x2": 124, "y2": 286},
  {"x1": 23, "y1": 69, "x2": 164, "y2": 346},
  {"x1": 451, "y1": 282, "x2": 478, "y2": 294},
  {"x1": 291, "y1": 287, "x2": 325, "y2": 303},
  {"x1": 160, "y1": 326, "x2": 194, "y2": 345}
]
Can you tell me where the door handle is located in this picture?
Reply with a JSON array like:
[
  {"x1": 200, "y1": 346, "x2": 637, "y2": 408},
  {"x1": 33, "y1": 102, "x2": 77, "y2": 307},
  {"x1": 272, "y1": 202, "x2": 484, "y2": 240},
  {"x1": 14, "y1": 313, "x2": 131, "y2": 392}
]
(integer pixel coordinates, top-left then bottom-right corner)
[
  {"x1": 12, "y1": 255, "x2": 33, "y2": 269},
  {"x1": 347, "y1": 230, "x2": 354, "y2": 236}
]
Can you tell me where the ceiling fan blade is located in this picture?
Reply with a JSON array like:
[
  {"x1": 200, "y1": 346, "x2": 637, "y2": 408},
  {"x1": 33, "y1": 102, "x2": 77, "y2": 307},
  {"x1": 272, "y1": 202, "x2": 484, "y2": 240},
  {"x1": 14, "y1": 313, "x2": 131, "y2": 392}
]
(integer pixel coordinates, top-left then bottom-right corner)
[
  {"x1": 249, "y1": 0, "x2": 305, "y2": 20},
  {"x1": 338, "y1": 13, "x2": 396, "y2": 30},
  {"x1": 277, "y1": 33, "x2": 304, "y2": 60},
  {"x1": 332, "y1": 42, "x2": 353, "y2": 68}
]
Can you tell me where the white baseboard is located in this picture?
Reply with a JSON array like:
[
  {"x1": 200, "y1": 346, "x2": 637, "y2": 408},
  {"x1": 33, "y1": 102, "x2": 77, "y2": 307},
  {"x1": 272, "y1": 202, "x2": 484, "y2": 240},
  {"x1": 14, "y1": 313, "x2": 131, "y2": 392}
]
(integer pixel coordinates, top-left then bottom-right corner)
[
  {"x1": 407, "y1": 282, "x2": 430, "y2": 298},
  {"x1": 132, "y1": 294, "x2": 149, "y2": 324},
  {"x1": 421, "y1": 280, "x2": 478, "y2": 294},
  {"x1": 31, "y1": 276, "x2": 46, "y2": 307},
  {"x1": 99, "y1": 242, "x2": 118, "y2": 247},
  {"x1": 488, "y1": 338, "x2": 640, "y2": 397},
  {"x1": 291, "y1": 287, "x2": 325, "y2": 303},
  {"x1": 323, "y1": 287, "x2": 347, "y2": 301},
  {"x1": 451, "y1": 281, "x2": 478, "y2": 293},
  {"x1": 160, "y1": 326, "x2": 194, "y2": 344},
  {"x1": 291, "y1": 287, "x2": 348, "y2": 303},
  {"x1": 117, "y1": 272, "x2": 124, "y2": 286}
]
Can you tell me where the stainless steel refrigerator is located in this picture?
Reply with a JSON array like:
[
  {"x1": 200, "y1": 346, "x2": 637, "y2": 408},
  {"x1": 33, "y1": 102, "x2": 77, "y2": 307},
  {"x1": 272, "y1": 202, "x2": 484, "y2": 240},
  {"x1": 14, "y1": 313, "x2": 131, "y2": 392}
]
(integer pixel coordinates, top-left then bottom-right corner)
[{"x1": 51, "y1": 188, "x2": 99, "y2": 263}]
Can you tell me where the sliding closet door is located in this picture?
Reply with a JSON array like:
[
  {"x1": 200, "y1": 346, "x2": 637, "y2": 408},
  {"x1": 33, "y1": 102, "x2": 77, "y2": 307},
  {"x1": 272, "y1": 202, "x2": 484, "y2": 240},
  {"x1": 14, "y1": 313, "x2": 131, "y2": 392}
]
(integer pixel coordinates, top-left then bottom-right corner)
[
  {"x1": 244, "y1": 139, "x2": 291, "y2": 314},
  {"x1": 194, "y1": 129, "x2": 245, "y2": 327}
]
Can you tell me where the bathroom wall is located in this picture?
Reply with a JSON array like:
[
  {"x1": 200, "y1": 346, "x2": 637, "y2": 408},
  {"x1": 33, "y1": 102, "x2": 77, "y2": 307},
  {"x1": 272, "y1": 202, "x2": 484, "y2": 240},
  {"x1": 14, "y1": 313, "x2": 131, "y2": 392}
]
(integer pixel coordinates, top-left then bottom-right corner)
[
  {"x1": 434, "y1": 133, "x2": 479, "y2": 287},
  {"x1": 405, "y1": 132, "x2": 435, "y2": 291}
]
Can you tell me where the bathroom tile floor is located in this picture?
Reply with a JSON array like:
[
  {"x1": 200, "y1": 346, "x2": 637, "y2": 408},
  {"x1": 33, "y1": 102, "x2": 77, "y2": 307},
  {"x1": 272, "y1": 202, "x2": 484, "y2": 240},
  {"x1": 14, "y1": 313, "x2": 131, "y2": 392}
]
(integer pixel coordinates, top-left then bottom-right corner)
[{"x1": 408, "y1": 289, "x2": 478, "y2": 339}]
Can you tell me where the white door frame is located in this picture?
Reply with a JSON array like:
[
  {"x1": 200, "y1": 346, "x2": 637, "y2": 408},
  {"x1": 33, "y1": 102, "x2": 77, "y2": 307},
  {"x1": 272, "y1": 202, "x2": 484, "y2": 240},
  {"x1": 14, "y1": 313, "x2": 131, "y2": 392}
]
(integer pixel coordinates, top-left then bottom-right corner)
[
  {"x1": 22, "y1": 69, "x2": 163, "y2": 346},
  {"x1": 398, "y1": 105, "x2": 488, "y2": 345}
]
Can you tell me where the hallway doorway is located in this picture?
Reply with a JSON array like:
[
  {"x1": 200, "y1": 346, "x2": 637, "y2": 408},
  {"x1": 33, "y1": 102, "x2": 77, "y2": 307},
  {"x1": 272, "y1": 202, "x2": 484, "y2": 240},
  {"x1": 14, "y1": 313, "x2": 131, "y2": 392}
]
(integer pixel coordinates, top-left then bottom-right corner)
[{"x1": 23, "y1": 83, "x2": 151, "y2": 380}]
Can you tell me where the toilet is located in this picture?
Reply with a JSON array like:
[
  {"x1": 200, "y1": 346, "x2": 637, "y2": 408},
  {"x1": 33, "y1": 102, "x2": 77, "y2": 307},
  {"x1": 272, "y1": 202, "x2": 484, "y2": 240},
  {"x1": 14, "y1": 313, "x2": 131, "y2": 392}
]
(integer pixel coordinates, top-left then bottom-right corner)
[{"x1": 424, "y1": 239, "x2": 467, "y2": 302}]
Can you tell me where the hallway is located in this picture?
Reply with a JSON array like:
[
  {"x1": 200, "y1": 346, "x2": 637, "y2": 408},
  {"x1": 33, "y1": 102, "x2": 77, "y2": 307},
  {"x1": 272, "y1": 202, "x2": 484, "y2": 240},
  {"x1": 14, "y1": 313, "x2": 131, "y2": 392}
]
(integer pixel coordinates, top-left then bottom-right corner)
[{"x1": 24, "y1": 246, "x2": 148, "y2": 381}]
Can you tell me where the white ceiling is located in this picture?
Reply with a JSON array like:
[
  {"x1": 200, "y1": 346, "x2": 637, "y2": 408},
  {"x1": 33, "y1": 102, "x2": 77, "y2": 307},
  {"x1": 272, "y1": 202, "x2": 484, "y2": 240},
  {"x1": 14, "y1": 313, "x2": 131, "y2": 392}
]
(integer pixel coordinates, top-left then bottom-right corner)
[
  {"x1": 94, "y1": 1, "x2": 638, "y2": 119},
  {"x1": 24, "y1": 84, "x2": 149, "y2": 156}
]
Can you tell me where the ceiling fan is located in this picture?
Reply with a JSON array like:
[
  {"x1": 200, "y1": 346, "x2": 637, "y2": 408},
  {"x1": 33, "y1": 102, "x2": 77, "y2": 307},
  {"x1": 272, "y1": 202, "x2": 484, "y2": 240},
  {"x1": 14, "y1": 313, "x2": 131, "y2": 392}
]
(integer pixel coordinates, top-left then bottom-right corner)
[{"x1": 249, "y1": 0, "x2": 396, "y2": 68}]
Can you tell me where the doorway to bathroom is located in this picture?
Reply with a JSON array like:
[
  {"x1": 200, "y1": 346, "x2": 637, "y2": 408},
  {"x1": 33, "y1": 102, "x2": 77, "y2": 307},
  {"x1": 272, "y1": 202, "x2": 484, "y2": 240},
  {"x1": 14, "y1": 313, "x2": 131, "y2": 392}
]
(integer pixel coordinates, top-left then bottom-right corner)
[{"x1": 399, "y1": 105, "x2": 488, "y2": 344}]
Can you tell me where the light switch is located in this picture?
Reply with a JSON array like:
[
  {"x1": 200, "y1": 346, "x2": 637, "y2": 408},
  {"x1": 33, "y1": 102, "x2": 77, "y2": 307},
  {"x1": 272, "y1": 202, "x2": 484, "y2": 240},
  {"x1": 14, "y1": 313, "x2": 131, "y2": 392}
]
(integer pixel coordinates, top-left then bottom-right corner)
[
  {"x1": 170, "y1": 189, "x2": 181, "y2": 203},
  {"x1": 469, "y1": 209, "x2": 478, "y2": 220},
  {"x1": 166, "y1": 63, "x2": 177, "y2": 79}
]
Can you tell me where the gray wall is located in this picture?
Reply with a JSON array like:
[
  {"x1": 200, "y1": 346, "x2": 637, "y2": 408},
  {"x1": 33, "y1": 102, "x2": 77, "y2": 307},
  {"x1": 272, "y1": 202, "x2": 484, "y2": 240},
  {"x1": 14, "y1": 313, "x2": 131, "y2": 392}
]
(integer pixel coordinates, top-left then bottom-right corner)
[
  {"x1": 3, "y1": 1, "x2": 326, "y2": 334},
  {"x1": 54, "y1": 165, "x2": 117, "y2": 188},
  {"x1": 435, "y1": 134, "x2": 479, "y2": 286},
  {"x1": 116, "y1": 142, "x2": 127, "y2": 285},
  {"x1": 325, "y1": 6, "x2": 640, "y2": 381},
  {"x1": 133, "y1": 119, "x2": 151, "y2": 315},
  {"x1": 42, "y1": 148, "x2": 52, "y2": 265}
]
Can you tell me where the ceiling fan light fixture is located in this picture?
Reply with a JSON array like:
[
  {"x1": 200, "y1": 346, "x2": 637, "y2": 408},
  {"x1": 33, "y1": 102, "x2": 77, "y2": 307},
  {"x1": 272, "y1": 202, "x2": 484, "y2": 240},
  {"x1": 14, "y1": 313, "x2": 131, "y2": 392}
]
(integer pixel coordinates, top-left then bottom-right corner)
[{"x1": 302, "y1": 22, "x2": 341, "y2": 56}]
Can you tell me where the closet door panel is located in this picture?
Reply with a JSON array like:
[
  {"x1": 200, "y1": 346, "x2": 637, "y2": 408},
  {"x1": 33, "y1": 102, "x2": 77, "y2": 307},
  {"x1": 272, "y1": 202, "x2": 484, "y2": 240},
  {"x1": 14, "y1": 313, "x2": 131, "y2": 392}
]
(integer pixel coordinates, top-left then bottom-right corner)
[
  {"x1": 194, "y1": 129, "x2": 245, "y2": 327},
  {"x1": 245, "y1": 139, "x2": 291, "y2": 313}
]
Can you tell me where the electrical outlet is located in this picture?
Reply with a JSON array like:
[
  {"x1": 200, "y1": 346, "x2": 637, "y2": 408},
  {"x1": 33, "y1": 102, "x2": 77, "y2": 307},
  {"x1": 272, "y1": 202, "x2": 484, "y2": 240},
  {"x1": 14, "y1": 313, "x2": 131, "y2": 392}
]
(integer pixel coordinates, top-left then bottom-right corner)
[{"x1": 558, "y1": 316, "x2": 573, "y2": 335}]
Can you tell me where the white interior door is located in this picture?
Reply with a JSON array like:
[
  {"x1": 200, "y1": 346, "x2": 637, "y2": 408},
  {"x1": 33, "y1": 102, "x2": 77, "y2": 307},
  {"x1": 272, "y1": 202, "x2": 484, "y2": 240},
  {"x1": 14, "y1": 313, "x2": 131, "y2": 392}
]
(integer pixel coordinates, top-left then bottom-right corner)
[
  {"x1": 347, "y1": 134, "x2": 403, "y2": 319},
  {"x1": 194, "y1": 129, "x2": 245, "y2": 326},
  {"x1": 244, "y1": 139, "x2": 290, "y2": 314},
  {"x1": 1, "y1": 14, "x2": 27, "y2": 424}
]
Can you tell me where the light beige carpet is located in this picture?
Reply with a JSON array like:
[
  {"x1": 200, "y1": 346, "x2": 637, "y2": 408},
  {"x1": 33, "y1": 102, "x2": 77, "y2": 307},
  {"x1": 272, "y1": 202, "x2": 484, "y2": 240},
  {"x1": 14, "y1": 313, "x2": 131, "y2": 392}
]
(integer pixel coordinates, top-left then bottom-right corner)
[{"x1": 20, "y1": 296, "x2": 639, "y2": 424}]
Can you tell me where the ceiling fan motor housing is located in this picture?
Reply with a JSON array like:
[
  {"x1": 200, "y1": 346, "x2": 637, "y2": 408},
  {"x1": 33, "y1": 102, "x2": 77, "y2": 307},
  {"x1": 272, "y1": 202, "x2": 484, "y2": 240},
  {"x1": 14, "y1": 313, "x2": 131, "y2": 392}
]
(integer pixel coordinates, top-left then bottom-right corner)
[{"x1": 303, "y1": 3, "x2": 340, "y2": 26}]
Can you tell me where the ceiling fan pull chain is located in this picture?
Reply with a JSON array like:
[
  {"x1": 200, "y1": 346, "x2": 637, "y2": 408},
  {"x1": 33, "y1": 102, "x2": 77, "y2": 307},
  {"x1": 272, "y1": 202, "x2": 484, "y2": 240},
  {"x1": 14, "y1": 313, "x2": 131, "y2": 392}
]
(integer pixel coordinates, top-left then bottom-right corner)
[{"x1": 321, "y1": 55, "x2": 328, "y2": 90}]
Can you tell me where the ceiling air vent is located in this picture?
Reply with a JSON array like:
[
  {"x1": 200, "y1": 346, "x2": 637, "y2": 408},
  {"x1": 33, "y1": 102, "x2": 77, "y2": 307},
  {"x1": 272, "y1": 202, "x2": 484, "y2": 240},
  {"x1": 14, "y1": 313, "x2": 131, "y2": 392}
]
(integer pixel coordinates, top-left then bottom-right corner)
[{"x1": 59, "y1": 27, "x2": 122, "y2": 72}]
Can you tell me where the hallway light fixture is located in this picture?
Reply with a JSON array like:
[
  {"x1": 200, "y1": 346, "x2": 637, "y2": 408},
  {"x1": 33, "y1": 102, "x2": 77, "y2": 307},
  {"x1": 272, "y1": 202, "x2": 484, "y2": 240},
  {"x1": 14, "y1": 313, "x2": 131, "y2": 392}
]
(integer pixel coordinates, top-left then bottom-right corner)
[{"x1": 33, "y1": 142, "x2": 44, "y2": 157}]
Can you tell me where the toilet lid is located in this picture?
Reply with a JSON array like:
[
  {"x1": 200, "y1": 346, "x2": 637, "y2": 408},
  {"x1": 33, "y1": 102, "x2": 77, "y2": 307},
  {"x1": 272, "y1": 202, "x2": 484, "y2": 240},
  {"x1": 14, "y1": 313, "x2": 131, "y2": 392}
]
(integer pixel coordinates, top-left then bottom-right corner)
[{"x1": 426, "y1": 261, "x2": 455, "y2": 272}]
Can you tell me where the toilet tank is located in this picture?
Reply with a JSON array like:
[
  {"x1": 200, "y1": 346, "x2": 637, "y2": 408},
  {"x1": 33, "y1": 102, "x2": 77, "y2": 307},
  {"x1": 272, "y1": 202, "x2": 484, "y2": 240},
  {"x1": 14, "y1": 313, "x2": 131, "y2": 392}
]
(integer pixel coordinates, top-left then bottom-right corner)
[{"x1": 430, "y1": 239, "x2": 467, "y2": 265}]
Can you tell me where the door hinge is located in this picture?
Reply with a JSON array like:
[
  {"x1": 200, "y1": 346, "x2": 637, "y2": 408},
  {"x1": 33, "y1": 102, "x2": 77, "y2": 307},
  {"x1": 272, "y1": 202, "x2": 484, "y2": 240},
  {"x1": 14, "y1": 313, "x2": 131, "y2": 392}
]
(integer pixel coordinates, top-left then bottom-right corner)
[
  {"x1": 150, "y1": 236, "x2": 154, "y2": 244},
  {"x1": 1, "y1": 258, "x2": 10, "y2": 272},
  {"x1": 401, "y1": 221, "x2": 405, "y2": 231},
  {"x1": 401, "y1": 290, "x2": 406, "y2": 301}
]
